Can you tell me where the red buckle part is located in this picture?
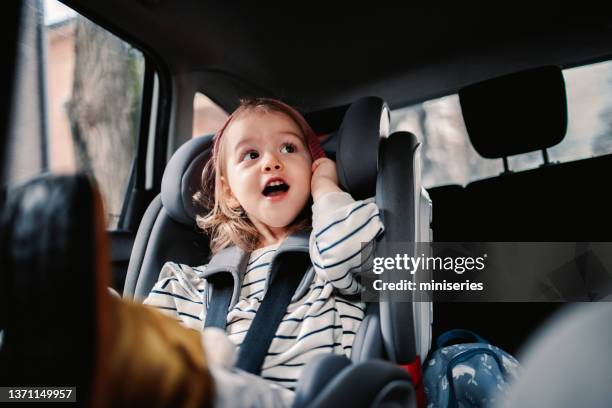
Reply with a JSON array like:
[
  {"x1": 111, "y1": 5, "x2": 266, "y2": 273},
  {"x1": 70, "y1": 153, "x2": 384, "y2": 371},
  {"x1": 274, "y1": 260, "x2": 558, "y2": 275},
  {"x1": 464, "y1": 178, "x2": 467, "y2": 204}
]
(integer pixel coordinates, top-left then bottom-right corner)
[{"x1": 400, "y1": 357, "x2": 425, "y2": 408}]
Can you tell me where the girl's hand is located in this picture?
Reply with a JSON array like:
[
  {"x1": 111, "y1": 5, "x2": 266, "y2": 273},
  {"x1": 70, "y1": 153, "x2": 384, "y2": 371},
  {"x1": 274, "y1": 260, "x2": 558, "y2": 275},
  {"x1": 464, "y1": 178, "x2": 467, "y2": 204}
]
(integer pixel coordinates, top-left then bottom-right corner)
[{"x1": 311, "y1": 158, "x2": 342, "y2": 202}]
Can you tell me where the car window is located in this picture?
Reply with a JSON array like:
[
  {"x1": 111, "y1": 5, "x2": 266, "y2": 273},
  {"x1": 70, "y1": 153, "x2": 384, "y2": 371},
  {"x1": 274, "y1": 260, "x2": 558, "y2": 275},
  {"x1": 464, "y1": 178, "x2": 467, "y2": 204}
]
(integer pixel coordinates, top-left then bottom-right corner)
[
  {"x1": 391, "y1": 60, "x2": 612, "y2": 188},
  {"x1": 192, "y1": 92, "x2": 228, "y2": 138},
  {"x1": 6, "y1": 0, "x2": 146, "y2": 229},
  {"x1": 549, "y1": 60, "x2": 612, "y2": 163}
]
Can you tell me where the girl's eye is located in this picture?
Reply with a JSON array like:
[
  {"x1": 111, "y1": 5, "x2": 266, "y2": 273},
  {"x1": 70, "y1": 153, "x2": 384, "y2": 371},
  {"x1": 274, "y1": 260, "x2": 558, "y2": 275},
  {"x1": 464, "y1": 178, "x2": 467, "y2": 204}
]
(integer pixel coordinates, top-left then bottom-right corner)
[
  {"x1": 241, "y1": 150, "x2": 259, "y2": 161},
  {"x1": 280, "y1": 143, "x2": 297, "y2": 154}
]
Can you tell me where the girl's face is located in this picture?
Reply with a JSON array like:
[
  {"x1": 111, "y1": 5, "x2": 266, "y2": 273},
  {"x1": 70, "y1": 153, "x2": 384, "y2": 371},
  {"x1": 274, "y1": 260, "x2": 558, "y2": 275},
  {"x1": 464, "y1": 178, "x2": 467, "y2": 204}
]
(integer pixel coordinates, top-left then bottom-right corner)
[{"x1": 220, "y1": 110, "x2": 313, "y2": 233}]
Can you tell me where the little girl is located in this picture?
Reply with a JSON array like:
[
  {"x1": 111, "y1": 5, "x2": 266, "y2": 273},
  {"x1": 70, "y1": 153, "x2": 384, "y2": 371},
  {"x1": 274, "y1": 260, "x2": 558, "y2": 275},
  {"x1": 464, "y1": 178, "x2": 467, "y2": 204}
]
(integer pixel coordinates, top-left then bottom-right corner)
[{"x1": 144, "y1": 97, "x2": 385, "y2": 406}]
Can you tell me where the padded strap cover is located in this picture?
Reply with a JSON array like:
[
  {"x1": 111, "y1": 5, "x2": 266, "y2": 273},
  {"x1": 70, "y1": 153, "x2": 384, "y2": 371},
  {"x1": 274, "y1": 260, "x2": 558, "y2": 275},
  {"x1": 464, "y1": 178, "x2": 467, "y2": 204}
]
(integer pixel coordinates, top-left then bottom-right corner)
[
  {"x1": 200, "y1": 230, "x2": 314, "y2": 312},
  {"x1": 200, "y1": 246, "x2": 250, "y2": 311}
]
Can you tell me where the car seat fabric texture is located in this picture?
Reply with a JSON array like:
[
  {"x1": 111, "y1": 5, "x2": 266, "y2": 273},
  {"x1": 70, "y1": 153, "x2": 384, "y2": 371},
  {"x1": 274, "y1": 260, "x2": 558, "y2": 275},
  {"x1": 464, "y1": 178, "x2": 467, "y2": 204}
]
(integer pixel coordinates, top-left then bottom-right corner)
[{"x1": 144, "y1": 191, "x2": 383, "y2": 400}]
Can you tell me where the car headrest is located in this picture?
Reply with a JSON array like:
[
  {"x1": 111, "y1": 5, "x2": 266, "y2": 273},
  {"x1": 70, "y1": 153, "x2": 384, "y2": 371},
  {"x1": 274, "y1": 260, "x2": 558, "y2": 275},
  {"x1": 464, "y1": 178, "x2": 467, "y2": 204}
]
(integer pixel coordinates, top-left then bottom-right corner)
[
  {"x1": 160, "y1": 96, "x2": 389, "y2": 226},
  {"x1": 335, "y1": 96, "x2": 389, "y2": 200},
  {"x1": 459, "y1": 66, "x2": 567, "y2": 159}
]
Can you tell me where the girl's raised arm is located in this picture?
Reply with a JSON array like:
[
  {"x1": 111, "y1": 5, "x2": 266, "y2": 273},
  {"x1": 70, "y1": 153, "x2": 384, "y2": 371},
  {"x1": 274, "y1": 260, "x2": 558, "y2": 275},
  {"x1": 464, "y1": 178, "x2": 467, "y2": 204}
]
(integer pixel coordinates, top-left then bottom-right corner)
[{"x1": 309, "y1": 191, "x2": 384, "y2": 295}]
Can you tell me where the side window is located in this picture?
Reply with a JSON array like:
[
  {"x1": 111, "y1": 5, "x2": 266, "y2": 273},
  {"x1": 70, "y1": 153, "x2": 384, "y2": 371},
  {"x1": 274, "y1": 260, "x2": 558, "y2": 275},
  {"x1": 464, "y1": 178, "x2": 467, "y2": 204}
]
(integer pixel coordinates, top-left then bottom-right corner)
[
  {"x1": 8, "y1": 0, "x2": 146, "y2": 229},
  {"x1": 192, "y1": 92, "x2": 228, "y2": 138}
]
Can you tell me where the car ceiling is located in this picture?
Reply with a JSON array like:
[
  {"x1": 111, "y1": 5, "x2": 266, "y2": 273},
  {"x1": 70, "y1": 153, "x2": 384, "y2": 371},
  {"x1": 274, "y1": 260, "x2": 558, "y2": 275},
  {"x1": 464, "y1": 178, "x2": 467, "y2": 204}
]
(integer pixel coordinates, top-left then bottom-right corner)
[{"x1": 64, "y1": 1, "x2": 612, "y2": 112}]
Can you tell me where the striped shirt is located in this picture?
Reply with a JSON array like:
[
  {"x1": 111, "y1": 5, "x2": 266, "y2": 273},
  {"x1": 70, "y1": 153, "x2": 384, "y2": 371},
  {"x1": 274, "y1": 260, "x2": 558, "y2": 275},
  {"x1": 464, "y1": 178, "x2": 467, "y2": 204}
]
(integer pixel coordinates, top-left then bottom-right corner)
[{"x1": 144, "y1": 191, "x2": 384, "y2": 392}]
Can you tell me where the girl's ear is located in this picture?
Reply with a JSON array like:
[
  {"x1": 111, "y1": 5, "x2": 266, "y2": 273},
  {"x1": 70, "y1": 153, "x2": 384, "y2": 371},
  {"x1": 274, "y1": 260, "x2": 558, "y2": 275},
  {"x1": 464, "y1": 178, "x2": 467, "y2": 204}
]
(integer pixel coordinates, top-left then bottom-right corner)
[{"x1": 220, "y1": 176, "x2": 241, "y2": 209}]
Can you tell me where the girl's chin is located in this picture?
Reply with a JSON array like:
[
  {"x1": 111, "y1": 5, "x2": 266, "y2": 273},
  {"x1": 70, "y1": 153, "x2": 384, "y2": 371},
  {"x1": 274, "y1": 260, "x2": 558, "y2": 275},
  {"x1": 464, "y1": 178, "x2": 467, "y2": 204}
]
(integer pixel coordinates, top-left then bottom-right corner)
[
  {"x1": 259, "y1": 213, "x2": 302, "y2": 229},
  {"x1": 262, "y1": 220, "x2": 293, "y2": 229},
  {"x1": 244, "y1": 212, "x2": 290, "y2": 229}
]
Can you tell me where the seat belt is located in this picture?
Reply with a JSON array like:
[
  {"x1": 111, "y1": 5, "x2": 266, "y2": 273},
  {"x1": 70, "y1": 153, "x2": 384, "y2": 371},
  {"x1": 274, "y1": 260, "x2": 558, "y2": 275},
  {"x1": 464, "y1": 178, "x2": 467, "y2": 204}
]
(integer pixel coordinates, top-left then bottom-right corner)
[
  {"x1": 202, "y1": 230, "x2": 312, "y2": 375},
  {"x1": 204, "y1": 273, "x2": 234, "y2": 329},
  {"x1": 236, "y1": 250, "x2": 311, "y2": 375}
]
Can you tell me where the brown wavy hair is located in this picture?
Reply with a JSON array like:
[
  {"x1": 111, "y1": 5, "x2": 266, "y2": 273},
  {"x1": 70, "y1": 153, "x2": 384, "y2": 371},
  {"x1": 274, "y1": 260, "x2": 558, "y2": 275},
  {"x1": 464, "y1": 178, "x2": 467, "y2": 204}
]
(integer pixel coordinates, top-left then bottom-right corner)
[{"x1": 193, "y1": 98, "x2": 317, "y2": 254}]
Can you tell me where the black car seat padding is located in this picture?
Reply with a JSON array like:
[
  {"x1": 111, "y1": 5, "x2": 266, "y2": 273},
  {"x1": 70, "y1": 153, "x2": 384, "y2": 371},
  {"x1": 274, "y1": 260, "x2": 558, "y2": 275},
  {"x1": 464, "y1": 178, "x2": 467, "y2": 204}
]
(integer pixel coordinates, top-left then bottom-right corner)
[
  {"x1": 125, "y1": 137, "x2": 214, "y2": 300},
  {"x1": 293, "y1": 354, "x2": 352, "y2": 407},
  {"x1": 336, "y1": 96, "x2": 389, "y2": 200},
  {"x1": 304, "y1": 359, "x2": 415, "y2": 408},
  {"x1": 376, "y1": 131, "x2": 422, "y2": 363},
  {"x1": 161, "y1": 135, "x2": 214, "y2": 226}
]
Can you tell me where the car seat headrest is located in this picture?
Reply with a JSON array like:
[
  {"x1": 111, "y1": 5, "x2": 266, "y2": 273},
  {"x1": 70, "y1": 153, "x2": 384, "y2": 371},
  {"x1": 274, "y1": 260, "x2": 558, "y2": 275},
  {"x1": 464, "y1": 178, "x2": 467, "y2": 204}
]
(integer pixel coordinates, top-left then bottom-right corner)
[
  {"x1": 160, "y1": 96, "x2": 389, "y2": 226},
  {"x1": 459, "y1": 65, "x2": 567, "y2": 159},
  {"x1": 335, "y1": 96, "x2": 389, "y2": 200},
  {"x1": 161, "y1": 135, "x2": 213, "y2": 226}
]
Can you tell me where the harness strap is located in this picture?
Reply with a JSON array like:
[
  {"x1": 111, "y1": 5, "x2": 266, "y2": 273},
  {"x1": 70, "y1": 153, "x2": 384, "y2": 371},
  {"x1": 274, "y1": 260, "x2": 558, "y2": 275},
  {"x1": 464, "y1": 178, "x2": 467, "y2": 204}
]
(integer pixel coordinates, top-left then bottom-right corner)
[
  {"x1": 236, "y1": 252, "x2": 311, "y2": 375},
  {"x1": 202, "y1": 230, "x2": 312, "y2": 375},
  {"x1": 203, "y1": 273, "x2": 234, "y2": 329}
]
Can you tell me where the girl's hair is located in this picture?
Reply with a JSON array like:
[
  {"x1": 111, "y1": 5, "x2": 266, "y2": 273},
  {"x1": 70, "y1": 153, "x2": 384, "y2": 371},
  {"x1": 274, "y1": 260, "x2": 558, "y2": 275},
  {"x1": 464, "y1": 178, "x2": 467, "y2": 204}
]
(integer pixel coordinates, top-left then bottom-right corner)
[{"x1": 193, "y1": 97, "x2": 322, "y2": 254}]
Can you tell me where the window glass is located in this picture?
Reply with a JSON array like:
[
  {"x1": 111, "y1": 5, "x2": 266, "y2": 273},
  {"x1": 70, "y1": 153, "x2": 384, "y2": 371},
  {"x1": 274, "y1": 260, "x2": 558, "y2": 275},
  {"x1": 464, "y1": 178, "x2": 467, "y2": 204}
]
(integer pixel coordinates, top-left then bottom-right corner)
[
  {"x1": 192, "y1": 92, "x2": 228, "y2": 138},
  {"x1": 44, "y1": 0, "x2": 145, "y2": 228},
  {"x1": 550, "y1": 60, "x2": 612, "y2": 162},
  {"x1": 391, "y1": 60, "x2": 612, "y2": 188}
]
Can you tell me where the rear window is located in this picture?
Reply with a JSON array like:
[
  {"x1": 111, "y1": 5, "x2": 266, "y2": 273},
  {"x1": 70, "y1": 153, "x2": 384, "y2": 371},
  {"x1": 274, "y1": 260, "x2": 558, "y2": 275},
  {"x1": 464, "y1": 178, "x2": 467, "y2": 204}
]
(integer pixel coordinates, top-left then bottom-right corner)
[
  {"x1": 391, "y1": 60, "x2": 612, "y2": 188},
  {"x1": 192, "y1": 92, "x2": 228, "y2": 138}
]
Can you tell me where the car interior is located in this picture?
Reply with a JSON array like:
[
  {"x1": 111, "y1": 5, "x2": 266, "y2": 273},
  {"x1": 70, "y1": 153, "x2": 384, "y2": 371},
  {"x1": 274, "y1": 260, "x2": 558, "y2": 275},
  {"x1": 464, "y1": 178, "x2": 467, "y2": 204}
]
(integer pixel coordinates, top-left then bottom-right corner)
[{"x1": 1, "y1": 1, "x2": 612, "y2": 406}]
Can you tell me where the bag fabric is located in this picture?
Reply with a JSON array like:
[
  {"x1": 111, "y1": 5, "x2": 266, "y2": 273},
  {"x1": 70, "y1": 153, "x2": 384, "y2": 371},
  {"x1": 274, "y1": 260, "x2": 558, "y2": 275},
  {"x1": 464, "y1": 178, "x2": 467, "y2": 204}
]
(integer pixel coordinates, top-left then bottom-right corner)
[{"x1": 424, "y1": 329, "x2": 520, "y2": 408}]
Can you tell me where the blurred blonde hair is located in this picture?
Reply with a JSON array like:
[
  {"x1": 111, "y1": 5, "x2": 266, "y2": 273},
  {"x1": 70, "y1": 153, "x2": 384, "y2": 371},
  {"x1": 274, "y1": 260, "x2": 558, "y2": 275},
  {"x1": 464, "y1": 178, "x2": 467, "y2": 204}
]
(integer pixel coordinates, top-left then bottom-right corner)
[{"x1": 193, "y1": 98, "x2": 314, "y2": 254}]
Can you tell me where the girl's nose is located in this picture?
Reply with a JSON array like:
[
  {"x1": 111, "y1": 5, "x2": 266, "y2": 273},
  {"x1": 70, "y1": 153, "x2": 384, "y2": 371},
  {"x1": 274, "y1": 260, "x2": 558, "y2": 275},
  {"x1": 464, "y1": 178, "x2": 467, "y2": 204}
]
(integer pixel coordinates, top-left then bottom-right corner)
[
  {"x1": 264, "y1": 163, "x2": 282, "y2": 172},
  {"x1": 263, "y1": 154, "x2": 283, "y2": 172}
]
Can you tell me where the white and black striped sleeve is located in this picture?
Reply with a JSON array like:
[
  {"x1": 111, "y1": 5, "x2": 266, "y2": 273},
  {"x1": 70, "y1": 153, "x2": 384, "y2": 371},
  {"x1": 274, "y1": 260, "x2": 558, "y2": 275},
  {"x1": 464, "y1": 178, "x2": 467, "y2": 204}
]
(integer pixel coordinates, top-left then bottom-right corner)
[
  {"x1": 142, "y1": 262, "x2": 206, "y2": 330},
  {"x1": 310, "y1": 192, "x2": 384, "y2": 294}
]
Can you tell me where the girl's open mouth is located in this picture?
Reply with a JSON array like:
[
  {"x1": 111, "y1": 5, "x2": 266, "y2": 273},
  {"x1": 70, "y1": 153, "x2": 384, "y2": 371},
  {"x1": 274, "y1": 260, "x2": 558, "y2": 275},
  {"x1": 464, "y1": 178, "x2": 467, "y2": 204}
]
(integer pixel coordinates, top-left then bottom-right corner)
[{"x1": 262, "y1": 178, "x2": 290, "y2": 200}]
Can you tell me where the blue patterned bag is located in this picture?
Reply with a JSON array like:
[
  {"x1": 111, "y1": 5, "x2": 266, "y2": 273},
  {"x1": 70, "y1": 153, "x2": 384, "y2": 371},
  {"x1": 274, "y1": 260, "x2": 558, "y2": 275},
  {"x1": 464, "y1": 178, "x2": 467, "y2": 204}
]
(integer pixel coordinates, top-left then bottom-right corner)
[{"x1": 424, "y1": 329, "x2": 520, "y2": 408}]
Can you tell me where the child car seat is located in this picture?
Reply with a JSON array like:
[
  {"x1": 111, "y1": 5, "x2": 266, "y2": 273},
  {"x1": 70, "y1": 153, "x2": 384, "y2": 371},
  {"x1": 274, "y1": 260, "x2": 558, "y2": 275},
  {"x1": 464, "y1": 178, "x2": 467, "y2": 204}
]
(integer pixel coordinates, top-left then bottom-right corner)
[{"x1": 123, "y1": 96, "x2": 432, "y2": 407}]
